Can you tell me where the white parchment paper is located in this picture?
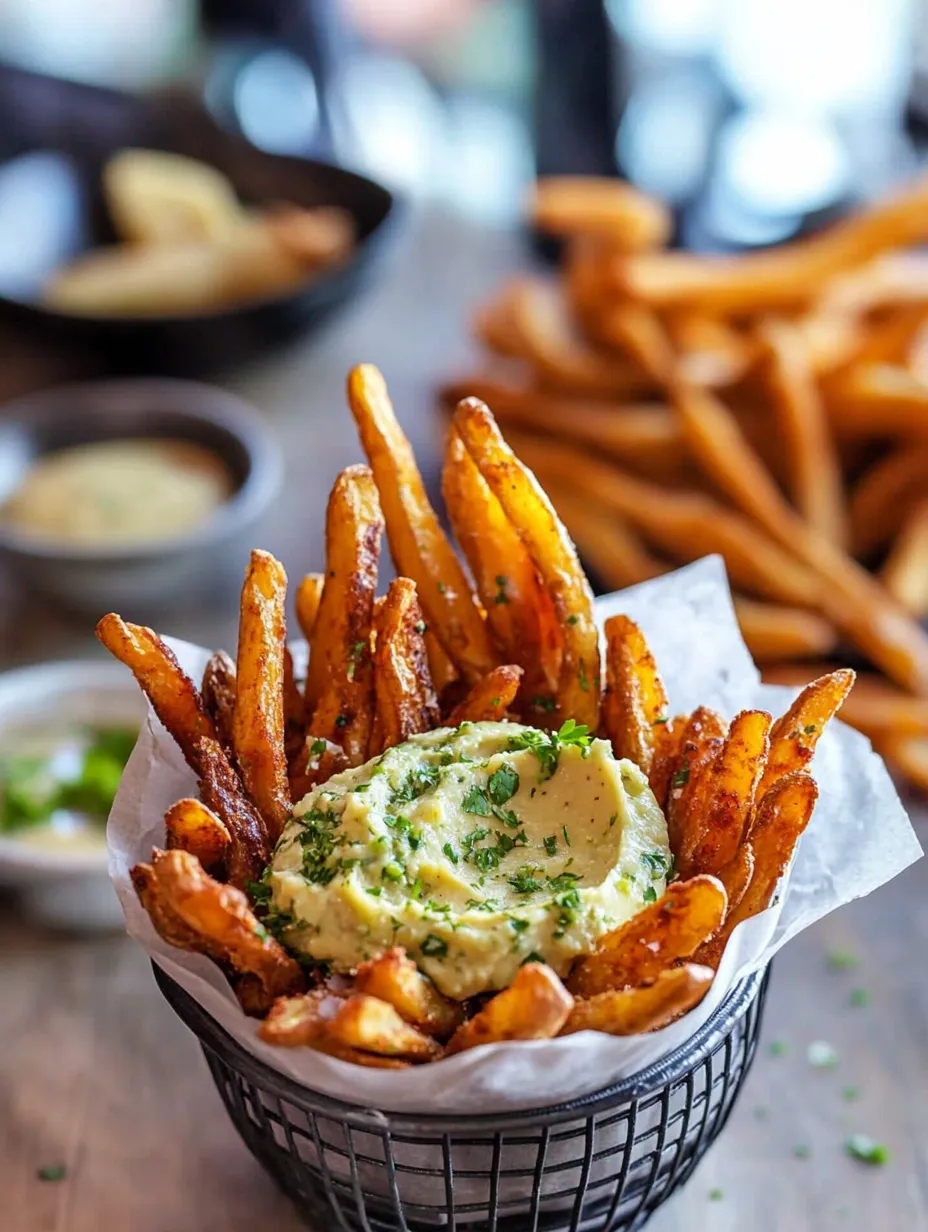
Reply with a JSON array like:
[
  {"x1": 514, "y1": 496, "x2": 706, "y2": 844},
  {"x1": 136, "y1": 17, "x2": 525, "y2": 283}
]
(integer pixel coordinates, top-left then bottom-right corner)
[{"x1": 108, "y1": 556, "x2": 922, "y2": 1115}]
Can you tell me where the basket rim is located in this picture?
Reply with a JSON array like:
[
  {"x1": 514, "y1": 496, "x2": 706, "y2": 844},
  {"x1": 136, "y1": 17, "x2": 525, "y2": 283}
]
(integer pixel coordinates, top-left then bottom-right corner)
[{"x1": 153, "y1": 962, "x2": 768, "y2": 1132}]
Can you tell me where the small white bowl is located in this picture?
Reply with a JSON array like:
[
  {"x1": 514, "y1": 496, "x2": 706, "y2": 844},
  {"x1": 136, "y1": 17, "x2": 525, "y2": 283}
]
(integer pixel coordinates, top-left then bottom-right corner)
[{"x1": 0, "y1": 660, "x2": 146, "y2": 931}]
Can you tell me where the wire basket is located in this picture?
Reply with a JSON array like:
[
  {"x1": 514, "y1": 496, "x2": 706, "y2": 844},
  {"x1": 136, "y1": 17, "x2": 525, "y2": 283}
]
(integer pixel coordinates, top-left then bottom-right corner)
[{"x1": 154, "y1": 964, "x2": 769, "y2": 1232}]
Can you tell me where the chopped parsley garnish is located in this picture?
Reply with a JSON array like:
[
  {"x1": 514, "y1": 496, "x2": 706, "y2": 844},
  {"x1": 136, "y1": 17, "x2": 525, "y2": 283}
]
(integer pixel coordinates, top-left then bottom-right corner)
[
  {"x1": 640, "y1": 850, "x2": 669, "y2": 879},
  {"x1": 37, "y1": 1165, "x2": 66, "y2": 1182},
  {"x1": 803, "y1": 723, "x2": 818, "y2": 734},
  {"x1": 548, "y1": 871, "x2": 582, "y2": 893},
  {"x1": 493, "y1": 575, "x2": 510, "y2": 605},
  {"x1": 792, "y1": 1145, "x2": 810, "y2": 1160},
  {"x1": 437, "y1": 581, "x2": 447, "y2": 594},
  {"x1": 346, "y1": 640, "x2": 367, "y2": 680},
  {"x1": 543, "y1": 834, "x2": 558, "y2": 856},
  {"x1": 844, "y1": 1135, "x2": 889, "y2": 1165},
  {"x1": 509, "y1": 865, "x2": 545, "y2": 894},
  {"x1": 769, "y1": 1039, "x2": 789, "y2": 1057},
  {"x1": 507, "y1": 720, "x2": 592, "y2": 781},
  {"x1": 420, "y1": 934, "x2": 448, "y2": 958},
  {"x1": 531, "y1": 695, "x2": 557, "y2": 713},
  {"x1": 562, "y1": 825, "x2": 571, "y2": 847},
  {"x1": 521, "y1": 951, "x2": 545, "y2": 965},
  {"x1": 849, "y1": 987, "x2": 870, "y2": 1007},
  {"x1": 309, "y1": 738, "x2": 326, "y2": 756},
  {"x1": 442, "y1": 841, "x2": 459, "y2": 865},
  {"x1": 643, "y1": 886, "x2": 657, "y2": 903},
  {"x1": 578, "y1": 661, "x2": 589, "y2": 692},
  {"x1": 654, "y1": 715, "x2": 669, "y2": 725},
  {"x1": 508, "y1": 916, "x2": 530, "y2": 933},
  {"x1": 708, "y1": 1188, "x2": 723, "y2": 1201},
  {"x1": 671, "y1": 763, "x2": 690, "y2": 789},
  {"x1": 827, "y1": 948, "x2": 859, "y2": 972},
  {"x1": 566, "y1": 614, "x2": 579, "y2": 625},
  {"x1": 334, "y1": 714, "x2": 349, "y2": 728},
  {"x1": 247, "y1": 878, "x2": 272, "y2": 905},
  {"x1": 382, "y1": 861, "x2": 404, "y2": 882},
  {"x1": 492, "y1": 805, "x2": 520, "y2": 828},
  {"x1": 609, "y1": 812, "x2": 617, "y2": 827},
  {"x1": 297, "y1": 807, "x2": 342, "y2": 885},
  {"x1": 462, "y1": 826, "x2": 489, "y2": 851},
  {"x1": 552, "y1": 888, "x2": 581, "y2": 938},
  {"x1": 413, "y1": 620, "x2": 427, "y2": 634},
  {"x1": 465, "y1": 896, "x2": 499, "y2": 912},
  {"x1": 366, "y1": 886, "x2": 382, "y2": 897},
  {"x1": 390, "y1": 764, "x2": 440, "y2": 807},
  {"x1": 462, "y1": 785, "x2": 490, "y2": 816},
  {"x1": 842, "y1": 1086, "x2": 861, "y2": 1103},
  {"x1": 488, "y1": 763, "x2": 519, "y2": 805}
]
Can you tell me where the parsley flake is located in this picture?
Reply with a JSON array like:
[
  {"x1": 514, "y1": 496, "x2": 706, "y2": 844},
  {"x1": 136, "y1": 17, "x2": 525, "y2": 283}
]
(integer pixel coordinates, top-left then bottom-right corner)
[
  {"x1": 488, "y1": 763, "x2": 519, "y2": 805},
  {"x1": 420, "y1": 933, "x2": 448, "y2": 958},
  {"x1": 845, "y1": 1135, "x2": 889, "y2": 1166},
  {"x1": 442, "y1": 841, "x2": 459, "y2": 865},
  {"x1": 543, "y1": 834, "x2": 558, "y2": 856},
  {"x1": 462, "y1": 785, "x2": 491, "y2": 816},
  {"x1": 37, "y1": 1165, "x2": 66, "y2": 1182},
  {"x1": 643, "y1": 886, "x2": 657, "y2": 903}
]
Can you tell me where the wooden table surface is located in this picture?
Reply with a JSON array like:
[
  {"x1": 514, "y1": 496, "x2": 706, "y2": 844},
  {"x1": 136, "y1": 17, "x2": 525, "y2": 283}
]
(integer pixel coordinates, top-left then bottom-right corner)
[{"x1": 1, "y1": 212, "x2": 926, "y2": 1232}]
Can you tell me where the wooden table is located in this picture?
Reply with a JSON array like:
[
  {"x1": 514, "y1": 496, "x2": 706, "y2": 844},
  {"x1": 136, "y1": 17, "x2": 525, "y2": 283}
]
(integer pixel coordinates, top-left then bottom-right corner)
[{"x1": 1, "y1": 213, "x2": 926, "y2": 1232}]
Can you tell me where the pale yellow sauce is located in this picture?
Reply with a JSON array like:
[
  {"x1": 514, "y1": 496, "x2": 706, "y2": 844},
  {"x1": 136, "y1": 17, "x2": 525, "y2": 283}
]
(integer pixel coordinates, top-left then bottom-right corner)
[{"x1": 1, "y1": 439, "x2": 233, "y2": 547}]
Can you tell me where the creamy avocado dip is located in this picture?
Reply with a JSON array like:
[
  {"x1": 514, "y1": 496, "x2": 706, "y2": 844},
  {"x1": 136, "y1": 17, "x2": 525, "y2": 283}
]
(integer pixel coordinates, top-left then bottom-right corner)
[{"x1": 268, "y1": 720, "x2": 670, "y2": 999}]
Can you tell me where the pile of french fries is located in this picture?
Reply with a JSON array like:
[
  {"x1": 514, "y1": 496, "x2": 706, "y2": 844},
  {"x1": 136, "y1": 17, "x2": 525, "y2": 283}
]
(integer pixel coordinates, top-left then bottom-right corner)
[
  {"x1": 99, "y1": 364, "x2": 850, "y2": 1069},
  {"x1": 442, "y1": 173, "x2": 928, "y2": 790}
]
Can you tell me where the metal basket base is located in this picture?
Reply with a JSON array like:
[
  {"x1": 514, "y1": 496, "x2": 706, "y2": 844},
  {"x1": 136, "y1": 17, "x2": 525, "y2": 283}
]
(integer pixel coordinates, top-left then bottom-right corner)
[{"x1": 157, "y1": 965, "x2": 770, "y2": 1232}]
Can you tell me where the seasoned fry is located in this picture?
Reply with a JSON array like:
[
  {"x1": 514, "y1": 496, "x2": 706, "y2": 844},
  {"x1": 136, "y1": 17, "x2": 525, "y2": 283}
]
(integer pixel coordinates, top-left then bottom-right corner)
[
  {"x1": 96, "y1": 613, "x2": 215, "y2": 772},
  {"x1": 446, "y1": 665, "x2": 523, "y2": 725},
  {"x1": 601, "y1": 614, "x2": 668, "y2": 775},
  {"x1": 132, "y1": 862, "x2": 218, "y2": 955},
  {"x1": 354, "y1": 947, "x2": 464, "y2": 1039},
  {"x1": 164, "y1": 798, "x2": 231, "y2": 872},
  {"x1": 347, "y1": 363, "x2": 494, "y2": 683},
  {"x1": 445, "y1": 963, "x2": 573, "y2": 1054},
  {"x1": 201, "y1": 650, "x2": 236, "y2": 751},
  {"x1": 733, "y1": 597, "x2": 837, "y2": 664},
  {"x1": 561, "y1": 965, "x2": 715, "y2": 1036},
  {"x1": 295, "y1": 572, "x2": 324, "y2": 643},
  {"x1": 763, "y1": 663, "x2": 928, "y2": 741},
  {"x1": 848, "y1": 445, "x2": 928, "y2": 560},
  {"x1": 257, "y1": 991, "x2": 410, "y2": 1068},
  {"x1": 682, "y1": 710, "x2": 771, "y2": 878},
  {"x1": 328, "y1": 994, "x2": 442, "y2": 1061},
  {"x1": 827, "y1": 362, "x2": 928, "y2": 437},
  {"x1": 880, "y1": 499, "x2": 928, "y2": 618},
  {"x1": 232, "y1": 551, "x2": 291, "y2": 843},
  {"x1": 757, "y1": 318, "x2": 847, "y2": 547},
  {"x1": 759, "y1": 670, "x2": 855, "y2": 796},
  {"x1": 283, "y1": 646, "x2": 306, "y2": 762},
  {"x1": 649, "y1": 714, "x2": 688, "y2": 811},
  {"x1": 665, "y1": 707, "x2": 728, "y2": 865},
  {"x1": 531, "y1": 176, "x2": 672, "y2": 249},
  {"x1": 595, "y1": 302, "x2": 675, "y2": 385},
  {"x1": 667, "y1": 312, "x2": 754, "y2": 387},
  {"x1": 372, "y1": 578, "x2": 440, "y2": 750},
  {"x1": 305, "y1": 465, "x2": 382, "y2": 768},
  {"x1": 715, "y1": 843, "x2": 755, "y2": 920},
  {"x1": 195, "y1": 735, "x2": 269, "y2": 888},
  {"x1": 549, "y1": 486, "x2": 666, "y2": 592},
  {"x1": 453, "y1": 398, "x2": 600, "y2": 728},
  {"x1": 567, "y1": 875, "x2": 726, "y2": 999}
]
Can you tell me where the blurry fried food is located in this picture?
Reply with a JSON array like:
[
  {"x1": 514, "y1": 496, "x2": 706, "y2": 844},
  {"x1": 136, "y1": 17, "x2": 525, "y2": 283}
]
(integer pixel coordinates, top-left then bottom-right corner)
[
  {"x1": 733, "y1": 598, "x2": 838, "y2": 663},
  {"x1": 531, "y1": 176, "x2": 672, "y2": 250},
  {"x1": 372, "y1": 578, "x2": 440, "y2": 750},
  {"x1": 453, "y1": 398, "x2": 601, "y2": 728},
  {"x1": 828, "y1": 362, "x2": 928, "y2": 437},
  {"x1": 194, "y1": 735, "x2": 269, "y2": 888},
  {"x1": 601, "y1": 614, "x2": 668, "y2": 775},
  {"x1": 446, "y1": 665, "x2": 523, "y2": 725},
  {"x1": 665, "y1": 707, "x2": 728, "y2": 865},
  {"x1": 880, "y1": 500, "x2": 928, "y2": 618},
  {"x1": 262, "y1": 205, "x2": 354, "y2": 268},
  {"x1": 304, "y1": 466, "x2": 382, "y2": 769},
  {"x1": 201, "y1": 650, "x2": 237, "y2": 751},
  {"x1": 561, "y1": 964, "x2": 715, "y2": 1036},
  {"x1": 848, "y1": 446, "x2": 928, "y2": 560},
  {"x1": 233, "y1": 550, "x2": 291, "y2": 843},
  {"x1": 354, "y1": 947, "x2": 464, "y2": 1040},
  {"x1": 347, "y1": 363, "x2": 494, "y2": 684},
  {"x1": 667, "y1": 312, "x2": 754, "y2": 387},
  {"x1": 96, "y1": 613, "x2": 215, "y2": 772},
  {"x1": 445, "y1": 963, "x2": 573, "y2": 1054},
  {"x1": 548, "y1": 487, "x2": 666, "y2": 593},
  {"x1": 568, "y1": 875, "x2": 726, "y2": 999},
  {"x1": 759, "y1": 670, "x2": 855, "y2": 796},
  {"x1": 596, "y1": 302, "x2": 675, "y2": 385},
  {"x1": 164, "y1": 798, "x2": 231, "y2": 873},
  {"x1": 295, "y1": 573, "x2": 324, "y2": 643},
  {"x1": 878, "y1": 733, "x2": 928, "y2": 792},
  {"x1": 104, "y1": 148, "x2": 242, "y2": 246}
]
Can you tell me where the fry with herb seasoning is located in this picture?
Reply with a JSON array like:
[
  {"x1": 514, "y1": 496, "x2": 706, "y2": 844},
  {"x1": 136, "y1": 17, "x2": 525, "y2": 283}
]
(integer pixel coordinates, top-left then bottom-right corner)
[
  {"x1": 561, "y1": 964, "x2": 715, "y2": 1036},
  {"x1": 445, "y1": 963, "x2": 573, "y2": 1054},
  {"x1": 372, "y1": 577, "x2": 440, "y2": 751}
]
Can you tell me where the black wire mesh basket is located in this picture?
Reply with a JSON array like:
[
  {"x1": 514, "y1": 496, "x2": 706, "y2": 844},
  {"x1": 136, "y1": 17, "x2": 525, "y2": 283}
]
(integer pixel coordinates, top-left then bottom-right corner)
[{"x1": 154, "y1": 964, "x2": 770, "y2": 1232}]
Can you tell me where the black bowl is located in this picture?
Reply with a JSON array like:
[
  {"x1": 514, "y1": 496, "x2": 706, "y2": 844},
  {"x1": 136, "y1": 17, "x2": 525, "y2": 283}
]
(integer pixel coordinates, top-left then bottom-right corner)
[{"x1": 0, "y1": 63, "x2": 400, "y2": 375}]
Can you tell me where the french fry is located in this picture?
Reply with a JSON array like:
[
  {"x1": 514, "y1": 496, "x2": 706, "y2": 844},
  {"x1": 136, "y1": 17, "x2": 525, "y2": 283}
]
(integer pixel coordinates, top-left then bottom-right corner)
[
  {"x1": 194, "y1": 735, "x2": 269, "y2": 888},
  {"x1": 877, "y1": 733, "x2": 928, "y2": 792},
  {"x1": 354, "y1": 947, "x2": 464, "y2": 1039},
  {"x1": 759, "y1": 670, "x2": 855, "y2": 796},
  {"x1": 665, "y1": 707, "x2": 728, "y2": 866},
  {"x1": 733, "y1": 597, "x2": 838, "y2": 663},
  {"x1": 446, "y1": 665, "x2": 523, "y2": 725},
  {"x1": 880, "y1": 499, "x2": 928, "y2": 618},
  {"x1": 132, "y1": 862, "x2": 219, "y2": 956},
  {"x1": 848, "y1": 445, "x2": 928, "y2": 560},
  {"x1": 96, "y1": 614, "x2": 215, "y2": 772},
  {"x1": 201, "y1": 650, "x2": 236, "y2": 751},
  {"x1": 372, "y1": 578, "x2": 440, "y2": 750},
  {"x1": 595, "y1": 302, "x2": 676, "y2": 385},
  {"x1": 667, "y1": 312, "x2": 755, "y2": 387},
  {"x1": 763, "y1": 663, "x2": 928, "y2": 741},
  {"x1": 445, "y1": 963, "x2": 573, "y2": 1054},
  {"x1": 681, "y1": 710, "x2": 771, "y2": 878},
  {"x1": 715, "y1": 842, "x2": 755, "y2": 920},
  {"x1": 473, "y1": 286, "x2": 526, "y2": 357},
  {"x1": 531, "y1": 176, "x2": 672, "y2": 250},
  {"x1": 757, "y1": 318, "x2": 847, "y2": 547},
  {"x1": 327, "y1": 994, "x2": 442, "y2": 1061},
  {"x1": 601, "y1": 614, "x2": 669, "y2": 775},
  {"x1": 283, "y1": 646, "x2": 306, "y2": 765},
  {"x1": 561, "y1": 964, "x2": 714, "y2": 1036},
  {"x1": 827, "y1": 362, "x2": 928, "y2": 437},
  {"x1": 567, "y1": 875, "x2": 727, "y2": 999},
  {"x1": 548, "y1": 486, "x2": 667, "y2": 592},
  {"x1": 164, "y1": 798, "x2": 231, "y2": 872},
  {"x1": 233, "y1": 550, "x2": 291, "y2": 844},
  {"x1": 649, "y1": 714, "x2": 688, "y2": 811},
  {"x1": 453, "y1": 398, "x2": 601, "y2": 728},
  {"x1": 347, "y1": 363, "x2": 495, "y2": 684},
  {"x1": 295, "y1": 573, "x2": 324, "y2": 643},
  {"x1": 257, "y1": 991, "x2": 411, "y2": 1068},
  {"x1": 305, "y1": 465, "x2": 382, "y2": 768}
]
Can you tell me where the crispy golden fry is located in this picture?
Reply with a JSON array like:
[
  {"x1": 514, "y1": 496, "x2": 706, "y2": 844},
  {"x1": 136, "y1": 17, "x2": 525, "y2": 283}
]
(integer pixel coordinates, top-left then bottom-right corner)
[
  {"x1": 682, "y1": 710, "x2": 771, "y2": 878},
  {"x1": 354, "y1": 947, "x2": 464, "y2": 1039},
  {"x1": 880, "y1": 500, "x2": 928, "y2": 619},
  {"x1": 757, "y1": 318, "x2": 847, "y2": 547},
  {"x1": 609, "y1": 170, "x2": 928, "y2": 311},
  {"x1": 601, "y1": 614, "x2": 668, "y2": 775},
  {"x1": 300, "y1": 735, "x2": 350, "y2": 789},
  {"x1": 443, "y1": 431, "x2": 560, "y2": 705},
  {"x1": 561, "y1": 964, "x2": 715, "y2": 1036},
  {"x1": 877, "y1": 733, "x2": 928, "y2": 791},
  {"x1": 295, "y1": 572, "x2": 324, "y2": 643},
  {"x1": 649, "y1": 714, "x2": 687, "y2": 811},
  {"x1": 508, "y1": 432, "x2": 823, "y2": 608},
  {"x1": 849, "y1": 445, "x2": 928, "y2": 560},
  {"x1": 759, "y1": 670, "x2": 855, "y2": 797},
  {"x1": 665, "y1": 707, "x2": 728, "y2": 866},
  {"x1": 595, "y1": 302, "x2": 676, "y2": 385},
  {"x1": 763, "y1": 663, "x2": 928, "y2": 740},
  {"x1": 164, "y1": 798, "x2": 231, "y2": 872},
  {"x1": 233, "y1": 550, "x2": 291, "y2": 843},
  {"x1": 446, "y1": 665, "x2": 523, "y2": 725},
  {"x1": 473, "y1": 286, "x2": 526, "y2": 357},
  {"x1": 842, "y1": 304, "x2": 928, "y2": 369},
  {"x1": 550, "y1": 487, "x2": 667, "y2": 593},
  {"x1": 445, "y1": 963, "x2": 573, "y2": 1054},
  {"x1": 132, "y1": 862, "x2": 218, "y2": 955},
  {"x1": 96, "y1": 613, "x2": 215, "y2": 772},
  {"x1": 257, "y1": 991, "x2": 411, "y2": 1068},
  {"x1": 283, "y1": 646, "x2": 306, "y2": 762},
  {"x1": 828, "y1": 362, "x2": 928, "y2": 437},
  {"x1": 531, "y1": 176, "x2": 672, "y2": 250},
  {"x1": 373, "y1": 578, "x2": 440, "y2": 750},
  {"x1": 305, "y1": 466, "x2": 382, "y2": 770},
  {"x1": 201, "y1": 650, "x2": 236, "y2": 751},
  {"x1": 147, "y1": 848, "x2": 304, "y2": 1005},
  {"x1": 733, "y1": 597, "x2": 837, "y2": 664},
  {"x1": 567, "y1": 875, "x2": 727, "y2": 999},
  {"x1": 453, "y1": 399, "x2": 600, "y2": 728},
  {"x1": 328, "y1": 994, "x2": 442, "y2": 1061},
  {"x1": 818, "y1": 251, "x2": 928, "y2": 316},
  {"x1": 666, "y1": 312, "x2": 755, "y2": 388},
  {"x1": 195, "y1": 735, "x2": 269, "y2": 888},
  {"x1": 348, "y1": 363, "x2": 494, "y2": 684},
  {"x1": 715, "y1": 843, "x2": 755, "y2": 920},
  {"x1": 792, "y1": 308, "x2": 863, "y2": 374}
]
